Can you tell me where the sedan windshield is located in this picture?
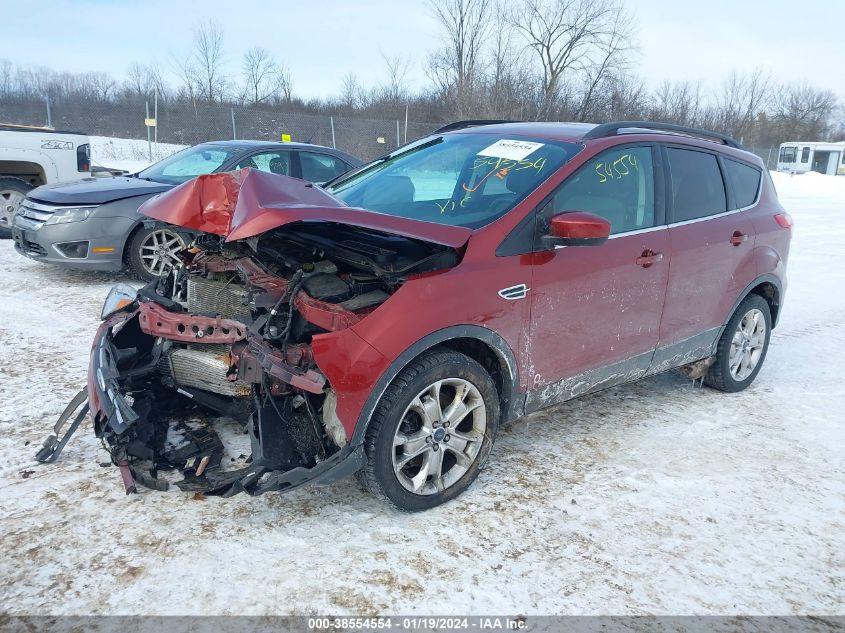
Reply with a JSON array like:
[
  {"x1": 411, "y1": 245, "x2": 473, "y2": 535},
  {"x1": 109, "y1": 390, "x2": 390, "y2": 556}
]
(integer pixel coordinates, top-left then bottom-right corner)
[
  {"x1": 138, "y1": 144, "x2": 239, "y2": 184},
  {"x1": 327, "y1": 133, "x2": 580, "y2": 229}
]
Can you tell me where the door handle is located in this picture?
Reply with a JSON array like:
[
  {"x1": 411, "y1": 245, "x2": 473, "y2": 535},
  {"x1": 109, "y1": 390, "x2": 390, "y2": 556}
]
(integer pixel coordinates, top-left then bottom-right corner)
[
  {"x1": 636, "y1": 250, "x2": 663, "y2": 268},
  {"x1": 730, "y1": 231, "x2": 748, "y2": 246}
]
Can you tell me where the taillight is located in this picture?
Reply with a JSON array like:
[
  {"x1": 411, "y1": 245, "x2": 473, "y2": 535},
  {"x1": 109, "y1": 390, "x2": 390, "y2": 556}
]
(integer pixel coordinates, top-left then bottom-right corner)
[
  {"x1": 774, "y1": 212, "x2": 793, "y2": 229},
  {"x1": 77, "y1": 143, "x2": 91, "y2": 172}
]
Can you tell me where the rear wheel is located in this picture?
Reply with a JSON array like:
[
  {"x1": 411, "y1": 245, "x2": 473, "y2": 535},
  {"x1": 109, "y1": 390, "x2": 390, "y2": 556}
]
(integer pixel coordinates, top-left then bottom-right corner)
[
  {"x1": 705, "y1": 294, "x2": 772, "y2": 392},
  {"x1": 0, "y1": 177, "x2": 32, "y2": 238},
  {"x1": 358, "y1": 349, "x2": 499, "y2": 511},
  {"x1": 127, "y1": 224, "x2": 186, "y2": 281}
]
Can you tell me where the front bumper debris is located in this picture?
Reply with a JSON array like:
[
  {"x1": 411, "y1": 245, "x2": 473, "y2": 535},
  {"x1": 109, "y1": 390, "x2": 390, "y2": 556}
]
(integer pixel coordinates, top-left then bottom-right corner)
[
  {"x1": 37, "y1": 301, "x2": 357, "y2": 497},
  {"x1": 34, "y1": 388, "x2": 89, "y2": 464}
]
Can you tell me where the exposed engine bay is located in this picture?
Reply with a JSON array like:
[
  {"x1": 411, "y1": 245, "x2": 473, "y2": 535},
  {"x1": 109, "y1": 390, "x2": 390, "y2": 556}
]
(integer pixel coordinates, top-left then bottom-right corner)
[{"x1": 43, "y1": 220, "x2": 460, "y2": 496}]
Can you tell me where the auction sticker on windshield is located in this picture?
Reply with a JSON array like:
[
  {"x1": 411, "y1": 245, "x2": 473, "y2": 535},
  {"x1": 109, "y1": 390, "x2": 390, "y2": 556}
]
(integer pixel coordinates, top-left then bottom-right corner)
[{"x1": 478, "y1": 139, "x2": 545, "y2": 161}]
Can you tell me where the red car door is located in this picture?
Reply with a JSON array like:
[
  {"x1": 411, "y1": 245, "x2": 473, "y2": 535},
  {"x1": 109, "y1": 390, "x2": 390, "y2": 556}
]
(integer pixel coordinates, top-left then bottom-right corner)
[
  {"x1": 656, "y1": 146, "x2": 757, "y2": 360},
  {"x1": 524, "y1": 144, "x2": 670, "y2": 411}
]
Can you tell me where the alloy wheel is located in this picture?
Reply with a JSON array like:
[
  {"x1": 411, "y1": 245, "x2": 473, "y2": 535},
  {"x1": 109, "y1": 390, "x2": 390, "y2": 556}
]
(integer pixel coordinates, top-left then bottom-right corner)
[
  {"x1": 139, "y1": 228, "x2": 186, "y2": 277},
  {"x1": 729, "y1": 307, "x2": 767, "y2": 381},
  {"x1": 392, "y1": 378, "x2": 487, "y2": 495}
]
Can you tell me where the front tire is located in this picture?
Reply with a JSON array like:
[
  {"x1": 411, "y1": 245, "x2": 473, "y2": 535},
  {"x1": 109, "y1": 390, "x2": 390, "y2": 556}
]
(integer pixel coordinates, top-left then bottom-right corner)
[
  {"x1": 127, "y1": 224, "x2": 187, "y2": 282},
  {"x1": 705, "y1": 294, "x2": 772, "y2": 392},
  {"x1": 358, "y1": 349, "x2": 499, "y2": 511},
  {"x1": 0, "y1": 177, "x2": 33, "y2": 239}
]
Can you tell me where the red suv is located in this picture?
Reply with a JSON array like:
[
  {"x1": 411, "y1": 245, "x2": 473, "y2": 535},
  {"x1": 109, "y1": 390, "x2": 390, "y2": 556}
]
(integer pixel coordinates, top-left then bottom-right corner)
[{"x1": 41, "y1": 121, "x2": 792, "y2": 511}]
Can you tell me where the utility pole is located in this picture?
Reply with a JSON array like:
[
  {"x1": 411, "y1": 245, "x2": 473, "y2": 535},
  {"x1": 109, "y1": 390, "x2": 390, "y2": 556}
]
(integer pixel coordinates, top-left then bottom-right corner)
[
  {"x1": 404, "y1": 104, "x2": 409, "y2": 144},
  {"x1": 231, "y1": 108, "x2": 237, "y2": 140},
  {"x1": 45, "y1": 96, "x2": 52, "y2": 128},
  {"x1": 153, "y1": 88, "x2": 158, "y2": 145},
  {"x1": 145, "y1": 101, "x2": 152, "y2": 162},
  {"x1": 330, "y1": 116, "x2": 336, "y2": 149}
]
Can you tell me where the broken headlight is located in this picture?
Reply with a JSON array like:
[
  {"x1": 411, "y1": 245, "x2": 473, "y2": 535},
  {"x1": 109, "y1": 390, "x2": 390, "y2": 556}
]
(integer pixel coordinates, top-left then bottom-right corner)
[{"x1": 101, "y1": 283, "x2": 138, "y2": 320}]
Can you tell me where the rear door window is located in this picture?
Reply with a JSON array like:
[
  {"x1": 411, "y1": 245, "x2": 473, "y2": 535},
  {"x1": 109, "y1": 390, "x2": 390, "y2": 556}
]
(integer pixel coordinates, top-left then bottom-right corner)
[
  {"x1": 801, "y1": 147, "x2": 811, "y2": 163},
  {"x1": 299, "y1": 152, "x2": 349, "y2": 182},
  {"x1": 550, "y1": 146, "x2": 655, "y2": 235},
  {"x1": 666, "y1": 148, "x2": 727, "y2": 222},
  {"x1": 237, "y1": 151, "x2": 292, "y2": 176},
  {"x1": 723, "y1": 159, "x2": 762, "y2": 209}
]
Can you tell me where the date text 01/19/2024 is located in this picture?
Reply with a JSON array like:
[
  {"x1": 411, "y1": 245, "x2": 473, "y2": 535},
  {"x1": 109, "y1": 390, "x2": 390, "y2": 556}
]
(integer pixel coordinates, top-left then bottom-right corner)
[{"x1": 307, "y1": 616, "x2": 528, "y2": 630}]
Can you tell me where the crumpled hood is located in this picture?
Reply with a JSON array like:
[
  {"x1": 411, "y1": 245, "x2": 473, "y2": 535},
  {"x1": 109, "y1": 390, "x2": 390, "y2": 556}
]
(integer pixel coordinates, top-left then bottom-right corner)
[
  {"x1": 137, "y1": 168, "x2": 472, "y2": 248},
  {"x1": 30, "y1": 176, "x2": 172, "y2": 205}
]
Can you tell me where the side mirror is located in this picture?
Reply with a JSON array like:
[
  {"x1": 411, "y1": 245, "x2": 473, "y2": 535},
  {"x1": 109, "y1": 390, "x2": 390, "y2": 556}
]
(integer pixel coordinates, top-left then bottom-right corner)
[{"x1": 545, "y1": 211, "x2": 611, "y2": 247}]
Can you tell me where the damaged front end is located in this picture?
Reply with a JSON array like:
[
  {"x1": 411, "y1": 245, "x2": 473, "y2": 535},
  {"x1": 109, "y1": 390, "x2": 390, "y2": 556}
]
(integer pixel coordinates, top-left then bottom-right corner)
[{"x1": 39, "y1": 168, "x2": 466, "y2": 497}]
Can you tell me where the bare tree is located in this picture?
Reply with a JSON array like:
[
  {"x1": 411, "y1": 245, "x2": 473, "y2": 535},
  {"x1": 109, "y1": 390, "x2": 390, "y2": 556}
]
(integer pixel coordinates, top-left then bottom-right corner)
[
  {"x1": 379, "y1": 51, "x2": 413, "y2": 106},
  {"x1": 339, "y1": 72, "x2": 365, "y2": 110},
  {"x1": 191, "y1": 20, "x2": 228, "y2": 103},
  {"x1": 481, "y1": 7, "x2": 537, "y2": 118},
  {"x1": 771, "y1": 82, "x2": 838, "y2": 141},
  {"x1": 242, "y1": 47, "x2": 278, "y2": 105},
  {"x1": 272, "y1": 64, "x2": 293, "y2": 103},
  {"x1": 716, "y1": 68, "x2": 771, "y2": 141},
  {"x1": 510, "y1": 0, "x2": 634, "y2": 118},
  {"x1": 650, "y1": 80, "x2": 704, "y2": 126},
  {"x1": 575, "y1": 6, "x2": 636, "y2": 121},
  {"x1": 0, "y1": 59, "x2": 13, "y2": 97},
  {"x1": 426, "y1": 0, "x2": 492, "y2": 117},
  {"x1": 88, "y1": 72, "x2": 117, "y2": 102}
]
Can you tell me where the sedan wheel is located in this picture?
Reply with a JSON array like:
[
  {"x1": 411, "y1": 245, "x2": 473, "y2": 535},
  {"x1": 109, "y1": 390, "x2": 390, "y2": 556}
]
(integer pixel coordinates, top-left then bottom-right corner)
[{"x1": 138, "y1": 228, "x2": 186, "y2": 278}]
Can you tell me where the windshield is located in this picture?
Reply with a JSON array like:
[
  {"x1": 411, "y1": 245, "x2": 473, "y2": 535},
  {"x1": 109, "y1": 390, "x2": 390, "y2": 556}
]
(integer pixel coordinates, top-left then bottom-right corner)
[
  {"x1": 327, "y1": 133, "x2": 580, "y2": 229},
  {"x1": 138, "y1": 144, "x2": 239, "y2": 184}
]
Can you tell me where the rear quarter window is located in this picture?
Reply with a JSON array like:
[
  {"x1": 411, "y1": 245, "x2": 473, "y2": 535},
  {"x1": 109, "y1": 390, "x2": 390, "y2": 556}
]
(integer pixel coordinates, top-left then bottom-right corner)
[
  {"x1": 666, "y1": 147, "x2": 727, "y2": 222},
  {"x1": 724, "y1": 159, "x2": 762, "y2": 209}
]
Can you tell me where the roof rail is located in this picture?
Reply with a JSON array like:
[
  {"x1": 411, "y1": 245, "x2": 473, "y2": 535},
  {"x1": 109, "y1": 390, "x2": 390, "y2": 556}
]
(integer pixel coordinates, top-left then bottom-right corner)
[
  {"x1": 582, "y1": 120, "x2": 742, "y2": 149},
  {"x1": 433, "y1": 119, "x2": 519, "y2": 134}
]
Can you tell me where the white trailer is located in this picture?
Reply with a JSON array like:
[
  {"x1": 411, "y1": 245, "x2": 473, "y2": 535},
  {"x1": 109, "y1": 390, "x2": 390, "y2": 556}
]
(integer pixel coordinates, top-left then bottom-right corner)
[{"x1": 776, "y1": 141, "x2": 845, "y2": 176}]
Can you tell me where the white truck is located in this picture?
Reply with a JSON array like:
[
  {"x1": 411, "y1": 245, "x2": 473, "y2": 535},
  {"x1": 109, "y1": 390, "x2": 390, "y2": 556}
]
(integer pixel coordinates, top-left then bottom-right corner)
[{"x1": 0, "y1": 123, "x2": 91, "y2": 236}]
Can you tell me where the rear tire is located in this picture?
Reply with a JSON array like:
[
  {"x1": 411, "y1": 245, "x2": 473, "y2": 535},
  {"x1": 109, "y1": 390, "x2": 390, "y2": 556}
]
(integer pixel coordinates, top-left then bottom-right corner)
[
  {"x1": 357, "y1": 349, "x2": 499, "y2": 511},
  {"x1": 126, "y1": 224, "x2": 187, "y2": 282},
  {"x1": 0, "y1": 177, "x2": 33, "y2": 239},
  {"x1": 705, "y1": 294, "x2": 772, "y2": 392}
]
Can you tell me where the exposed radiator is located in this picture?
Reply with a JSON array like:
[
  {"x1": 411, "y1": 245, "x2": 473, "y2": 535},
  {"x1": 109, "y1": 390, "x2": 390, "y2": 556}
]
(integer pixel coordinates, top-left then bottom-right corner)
[
  {"x1": 163, "y1": 347, "x2": 251, "y2": 398},
  {"x1": 187, "y1": 276, "x2": 251, "y2": 323}
]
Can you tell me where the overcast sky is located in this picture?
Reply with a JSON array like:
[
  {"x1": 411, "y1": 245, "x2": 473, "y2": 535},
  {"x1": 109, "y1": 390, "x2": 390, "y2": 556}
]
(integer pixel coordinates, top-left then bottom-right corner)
[{"x1": 2, "y1": 0, "x2": 843, "y2": 102}]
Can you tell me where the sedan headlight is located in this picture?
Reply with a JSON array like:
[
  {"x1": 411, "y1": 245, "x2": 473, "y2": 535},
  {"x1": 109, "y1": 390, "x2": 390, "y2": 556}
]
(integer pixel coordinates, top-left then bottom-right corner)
[
  {"x1": 101, "y1": 283, "x2": 138, "y2": 320},
  {"x1": 45, "y1": 207, "x2": 96, "y2": 225}
]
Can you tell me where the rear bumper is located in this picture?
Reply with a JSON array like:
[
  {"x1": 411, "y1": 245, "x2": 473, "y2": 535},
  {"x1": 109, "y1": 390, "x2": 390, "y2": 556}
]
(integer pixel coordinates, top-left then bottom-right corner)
[{"x1": 11, "y1": 214, "x2": 133, "y2": 270}]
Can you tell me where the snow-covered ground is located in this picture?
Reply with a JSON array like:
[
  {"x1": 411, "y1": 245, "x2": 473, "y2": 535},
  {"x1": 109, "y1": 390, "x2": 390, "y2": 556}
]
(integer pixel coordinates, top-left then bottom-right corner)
[
  {"x1": 89, "y1": 135, "x2": 186, "y2": 174},
  {"x1": 0, "y1": 172, "x2": 843, "y2": 616}
]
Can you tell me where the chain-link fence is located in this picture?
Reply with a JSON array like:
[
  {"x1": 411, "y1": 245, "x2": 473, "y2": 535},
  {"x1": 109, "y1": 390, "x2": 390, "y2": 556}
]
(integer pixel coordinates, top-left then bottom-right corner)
[
  {"x1": 745, "y1": 146, "x2": 780, "y2": 170},
  {"x1": 0, "y1": 97, "x2": 440, "y2": 162},
  {"x1": 2, "y1": 97, "x2": 791, "y2": 172}
]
